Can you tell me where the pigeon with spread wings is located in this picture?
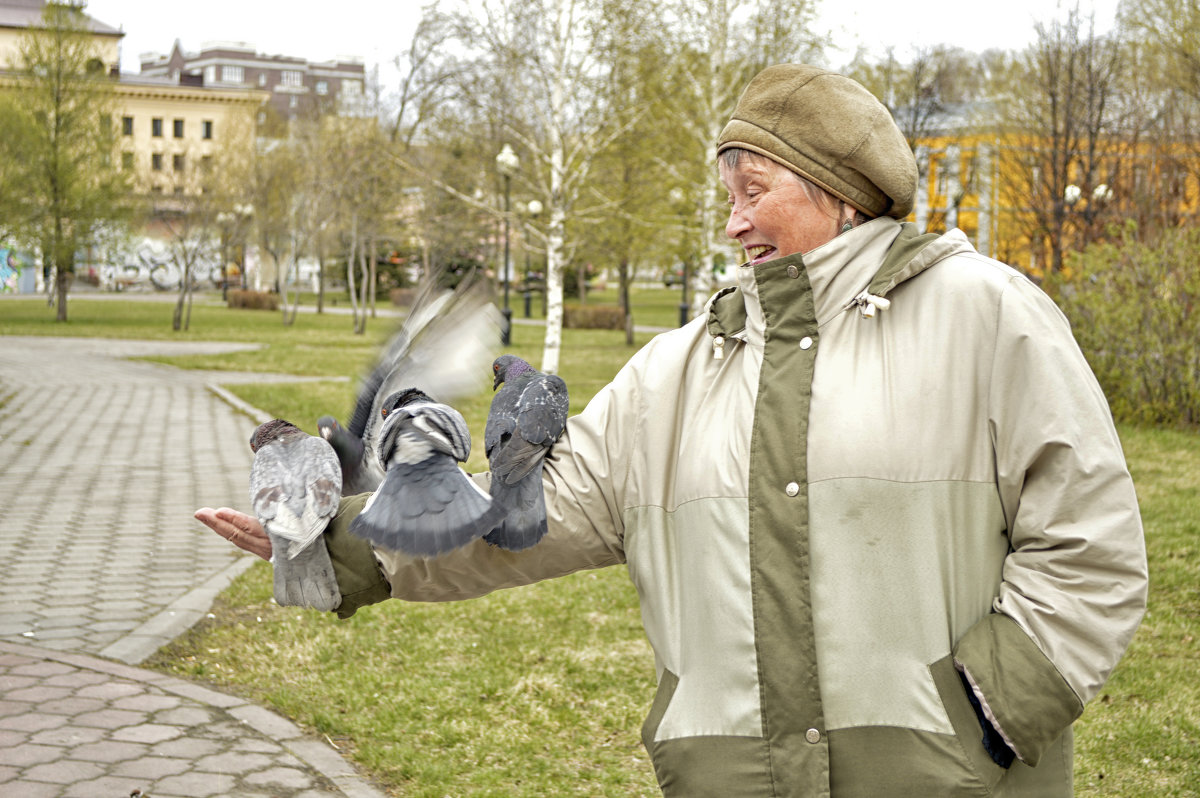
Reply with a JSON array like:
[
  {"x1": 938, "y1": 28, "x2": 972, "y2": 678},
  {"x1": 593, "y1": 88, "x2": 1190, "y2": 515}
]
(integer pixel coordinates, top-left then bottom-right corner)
[
  {"x1": 350, "y1": 388, "x2": 505, "y2": 557},
  {"x1": 319, "y1": 272, "x2": 500, "y2": 496}
]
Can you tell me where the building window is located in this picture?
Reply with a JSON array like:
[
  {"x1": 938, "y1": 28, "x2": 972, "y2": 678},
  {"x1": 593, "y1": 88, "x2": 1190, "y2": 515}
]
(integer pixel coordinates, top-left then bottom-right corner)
[
  {"x1": 202, "y1": 120, "x2": 213, "y2": 140},
  {"x1": 289, "y1": 96, "x2": 298, "y2": 109},
  {"x1": 221, "y1": 65, "x2": 244, "y2": 83},
  {"x1": 204, "y1": 65, "x2": 216, "y2": 84},
  {"x1": 151, "y1": 153, "x2": 163, "y2": 171},
  {"x1": 343, "y1": 80, "x2": 361, "y2": 97},
  {"x1": 173, "y1": 119, "x2": 184, "y2": 138},
  {"x1": 121, "y1": 152, "x2": 133, "y2": 170},
  {"x1": 122, "y1": 116, "x2": 133, "y2": 135},
  {"x1": 201, "y1": 155, "x2": 213, "y2": 173},
  {"x1": 173, "y1": 154, "x2": 185, "y2": 173},
  {"x1": 281, "y1": 70, "x2": 302, "y2": 87},
  {"x1": 258, "y1": 72, "x2": 268, "y2": 87},
  {"x1": 315, "y1": 80, "x2": 328, "y2": 95},
  {"x1": 151, "y1": 117, "x2": 163, "y2": 137}
]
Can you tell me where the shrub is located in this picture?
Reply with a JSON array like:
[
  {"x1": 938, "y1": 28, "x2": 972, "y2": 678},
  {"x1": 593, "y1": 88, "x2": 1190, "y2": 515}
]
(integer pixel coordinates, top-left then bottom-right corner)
[
  {"x1": 564, "y1": 304, "x2": 625, "y2": 330},
  {"x1": 1047, "y1": 223, "x2": 1200, "y2": 427},
  {"x1": 390, "y1": 287, "x2": 417, "y2": 307},
  {"x1": 227, "y1": 290, "x2": 278, "y2": 311}
]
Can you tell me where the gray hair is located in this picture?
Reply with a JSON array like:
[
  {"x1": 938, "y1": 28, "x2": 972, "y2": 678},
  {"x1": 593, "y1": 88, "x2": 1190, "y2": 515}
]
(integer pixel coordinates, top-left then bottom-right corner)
[{"x1": 719, "y1": 148, "x2": 871, "y2": 226}]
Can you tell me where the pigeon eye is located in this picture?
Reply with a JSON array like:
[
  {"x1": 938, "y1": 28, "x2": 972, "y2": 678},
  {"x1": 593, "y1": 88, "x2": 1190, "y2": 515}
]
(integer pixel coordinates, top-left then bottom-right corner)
[{"x1": 381, "y1": 408, "x2": 389, "y2": 417}]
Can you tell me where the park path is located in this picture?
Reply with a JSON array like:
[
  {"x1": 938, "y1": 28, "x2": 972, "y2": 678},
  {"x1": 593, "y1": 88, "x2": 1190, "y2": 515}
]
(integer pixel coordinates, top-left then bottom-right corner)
[{"x1": 0, "y1": 334, "x2": 386, "y2": 798}]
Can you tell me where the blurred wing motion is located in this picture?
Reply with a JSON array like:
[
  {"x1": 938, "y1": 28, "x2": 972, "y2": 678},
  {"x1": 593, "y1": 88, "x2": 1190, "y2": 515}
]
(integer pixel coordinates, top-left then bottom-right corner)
[
  {"x1": 484, "y1": 355, "x2": 569, "y2": 551},
  {"x1": 350, "y1": 388, "x2": 505, "y2": 557},
  {"x1": 319, "y1": 270, "x2": 502, "y2": 496},
  {"x1": 248, "y1": 419, "x2": 343, "y2": 611}
]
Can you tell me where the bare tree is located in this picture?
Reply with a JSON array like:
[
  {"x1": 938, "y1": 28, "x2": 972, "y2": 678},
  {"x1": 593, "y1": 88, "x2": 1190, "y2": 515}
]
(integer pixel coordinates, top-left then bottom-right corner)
[{"x1": 992, "y1": 5, "x2": 1122, "y2": 276}]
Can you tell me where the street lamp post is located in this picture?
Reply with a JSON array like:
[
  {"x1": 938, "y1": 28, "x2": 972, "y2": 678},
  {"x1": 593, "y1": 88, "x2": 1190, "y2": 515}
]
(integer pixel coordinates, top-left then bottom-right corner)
[
  {"x1": 524, "y1": 199, "x2": 542, "y2": 318},
  {"x1": 496, "y1": 143, "x2": 520, "y2": 346}
]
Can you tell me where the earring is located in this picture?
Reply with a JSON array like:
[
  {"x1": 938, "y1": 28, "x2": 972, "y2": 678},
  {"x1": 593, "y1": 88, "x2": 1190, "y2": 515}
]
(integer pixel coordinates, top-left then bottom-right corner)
[{"x1": 840, "y1": 219, "x2": 854, "y2": 234}]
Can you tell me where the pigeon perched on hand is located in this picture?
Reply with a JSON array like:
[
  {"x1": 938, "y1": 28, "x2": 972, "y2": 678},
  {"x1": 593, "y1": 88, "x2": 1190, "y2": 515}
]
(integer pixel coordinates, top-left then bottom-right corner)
[
  {"x1": 248, "y1": 419, "x2": 343, "y2": 611},
  {"x1": 484, "y1": 355, "x2": 569, "y2": 551},
  {"x1": 319, "y1": 271, "x2": 501, "y2": 496},
  {"x1": 350, "y1": 388, "x2": 505, "y2": 557}
]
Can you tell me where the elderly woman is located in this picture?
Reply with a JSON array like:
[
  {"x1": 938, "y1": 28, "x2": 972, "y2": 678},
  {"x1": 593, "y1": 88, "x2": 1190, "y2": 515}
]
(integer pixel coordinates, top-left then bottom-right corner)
[{"x1": 200, "y1": 65, "x2": 1147, "y2": 797}]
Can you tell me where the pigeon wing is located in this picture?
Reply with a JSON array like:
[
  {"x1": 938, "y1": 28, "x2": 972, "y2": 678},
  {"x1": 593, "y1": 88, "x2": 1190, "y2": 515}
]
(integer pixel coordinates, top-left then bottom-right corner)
[{"x1": 350, "y1": 454, "x2": 505, "y2": 557}]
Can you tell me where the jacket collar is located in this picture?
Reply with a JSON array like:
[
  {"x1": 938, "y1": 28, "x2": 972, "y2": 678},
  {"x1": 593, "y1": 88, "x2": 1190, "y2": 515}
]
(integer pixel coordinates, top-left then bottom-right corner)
[{"x1": 708, "y1": 221, "x2": 971, "y2": 344}]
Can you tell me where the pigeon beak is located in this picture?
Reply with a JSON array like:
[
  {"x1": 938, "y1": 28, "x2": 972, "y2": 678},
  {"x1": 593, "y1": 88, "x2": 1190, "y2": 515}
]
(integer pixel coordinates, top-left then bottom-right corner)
[{"x1": 493, "y1": 374, "x2": 503, "y2": 390}]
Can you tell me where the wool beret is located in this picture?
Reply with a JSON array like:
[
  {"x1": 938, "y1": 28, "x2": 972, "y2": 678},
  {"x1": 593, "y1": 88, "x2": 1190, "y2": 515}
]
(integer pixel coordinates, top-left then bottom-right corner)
[{"x1": 717, "y1": 64, "x2": 918, "y2": 219}]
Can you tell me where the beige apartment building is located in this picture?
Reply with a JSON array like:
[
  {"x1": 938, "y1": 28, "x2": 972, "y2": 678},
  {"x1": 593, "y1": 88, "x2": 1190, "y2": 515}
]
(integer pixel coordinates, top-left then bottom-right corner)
[{"x1": 1, "y1": 0, "x2": 267, "y2": 199}]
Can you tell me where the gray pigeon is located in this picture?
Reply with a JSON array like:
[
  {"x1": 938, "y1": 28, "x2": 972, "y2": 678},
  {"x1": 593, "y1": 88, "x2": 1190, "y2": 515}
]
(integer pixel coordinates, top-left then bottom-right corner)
[
  {"x1": 350, "y1": 388, "x2": 505, "y2": 557},
  {"x1": 483, "y1": 355, "x2": 569, "y2": 551},
  {"x1": 248, "y1": 419, "x2": 342, "y2": 611},
  {"x1": 319, "y1": 271, "x2": 501, "y2": 496}
]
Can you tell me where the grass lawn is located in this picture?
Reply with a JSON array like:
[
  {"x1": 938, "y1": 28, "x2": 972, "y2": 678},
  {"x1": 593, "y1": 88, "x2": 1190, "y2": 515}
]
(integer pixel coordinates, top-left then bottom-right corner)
[{"x1": 3, "y1": 294, "x2": 1197, "y2": 796}]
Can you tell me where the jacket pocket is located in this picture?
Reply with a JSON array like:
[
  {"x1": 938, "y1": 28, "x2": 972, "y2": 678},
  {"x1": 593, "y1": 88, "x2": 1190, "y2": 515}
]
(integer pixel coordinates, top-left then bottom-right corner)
[
  {"x1": 929, "y1": 653, "x2": 1007, "y2": 794},
  {"x1": 641, "y1": 668, "x2": 680, "y2": 752}
]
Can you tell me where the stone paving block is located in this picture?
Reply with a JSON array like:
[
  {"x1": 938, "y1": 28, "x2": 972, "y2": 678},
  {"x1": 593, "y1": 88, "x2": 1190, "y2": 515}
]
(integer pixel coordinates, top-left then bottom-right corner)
[
  {"x1": 69, "y1": 739, "x2": 148, "y2": 763},
  {"x1": 74, "y1": 681, "x2": 144, "y2": 701},
  {"x1": 194, "y1": 750, "x2": 275, "y2": 774},
  {"x1": 62, "y1": 773, "x2": 150, "y2": 797},
  {"x1": 153, "y1": 705, "x2": 214, "y2": 726},
  {"x1": 38, "y1": 697, "x2": 106, "y2": 715},
  {"x1": 1, "y1": 779, "x2": 60, "y2": 797},
  {"x1": 73, "y1": 707, "x2": 148, "y2": 729},
  {"x1": 113, "y1": 693, "x2": 181, "y2": 713},
  {"x1": 22, "y1": 758, "x2": 104, "y2": 784},
  {"x1": 111, "y1": 722, "x2": 185, "y2": 744},
  {"x1": 5, "y1": 686, "x2": 73, "y2": 703},
  {"x1": 43, "y1": 670, "x2": 108, "y2": 688},
  {"x1": 150, "y1": 737, "x2": 222, "y2": 759},
  {"x1": 28, "y1": 725, "x2": 106, "y2": 747},
  {"x1": 153, "y1": 770, "x2": 237, "y2": 797},
  {"x1": 0, "y1": 712, "x2": 69, "y2": 733},
  {"x1": 245, "y1": 765, "x2": 316, "y2": 789},
  {"x1": 2, "y1": 742, "x2": 63, "y2": 766},
  {"x1": 111, "y1": 754, "x2": 190, "y2": 780}
]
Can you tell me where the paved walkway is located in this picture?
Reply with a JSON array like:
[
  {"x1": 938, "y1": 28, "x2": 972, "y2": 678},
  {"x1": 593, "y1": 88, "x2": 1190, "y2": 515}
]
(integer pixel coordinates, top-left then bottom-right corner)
[{"x1": 0, "y1": 335, "x2": 385, "y2": 797}]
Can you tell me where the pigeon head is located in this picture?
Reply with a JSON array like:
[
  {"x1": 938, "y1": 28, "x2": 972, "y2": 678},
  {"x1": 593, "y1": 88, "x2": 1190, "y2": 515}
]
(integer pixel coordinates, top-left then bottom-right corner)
[
  {"x1": 380, "y1": 387, "x2": 433, "y2": 419},
  {"x1": 493, "y1": 354, "x2": 534, "y2": 390},
  {"x1": 249, "y1": 418, "x2": 300, "y2": 453},
  {"x1": 316, "y1": 415, "x2": 341, "y2": 440}
]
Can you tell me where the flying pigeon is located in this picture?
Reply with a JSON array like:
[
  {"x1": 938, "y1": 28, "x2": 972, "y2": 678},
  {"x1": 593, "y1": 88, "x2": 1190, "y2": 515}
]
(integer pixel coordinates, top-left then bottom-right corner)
[
  {"x1": 319, "y1": 271, "x2": 501, "y2": 496},
  {"x1": 483, "y1": 354, "x2": 569, "y2": 551},
  {"x1": 349, "y1": 388, "x2": 505, "y2": 557},
  {"x1": 248, "y1": 419, "x2": 343, "y2": 611}
]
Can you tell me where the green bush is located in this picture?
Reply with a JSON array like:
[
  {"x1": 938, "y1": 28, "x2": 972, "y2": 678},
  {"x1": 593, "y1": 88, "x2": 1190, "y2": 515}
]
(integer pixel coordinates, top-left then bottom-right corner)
[
  {"x1": 1048, "y1": 224, "x2": 1200, "y2": 427},
  {"x1": 227, "y1": 290, "x2": 279, "y2": 311},
  {"x1": 564, "y1": 303, "x2": 625, "y2": 330}
]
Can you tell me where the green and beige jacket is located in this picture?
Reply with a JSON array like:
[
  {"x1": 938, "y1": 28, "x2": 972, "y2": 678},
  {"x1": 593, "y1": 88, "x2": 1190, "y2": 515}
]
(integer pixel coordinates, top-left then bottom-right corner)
[{"x1": 326, "y1": 218, "x2": 1147, "y2": 797}]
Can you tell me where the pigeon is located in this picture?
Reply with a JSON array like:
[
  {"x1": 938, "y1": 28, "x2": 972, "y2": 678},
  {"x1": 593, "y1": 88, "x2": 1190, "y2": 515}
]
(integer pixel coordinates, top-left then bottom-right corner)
[
  {"x1": 248, "y1": 419, "x2": 343, "y2": 611},
  {"x1": 349, "y1": 388, "x2": 506, "y2": 557},
  {"x1": 319, "y1": 270, "x2": 501, "y2": 496},
  {"x1": 483, "y1": 354, "x2": 569, "y2": 551}
]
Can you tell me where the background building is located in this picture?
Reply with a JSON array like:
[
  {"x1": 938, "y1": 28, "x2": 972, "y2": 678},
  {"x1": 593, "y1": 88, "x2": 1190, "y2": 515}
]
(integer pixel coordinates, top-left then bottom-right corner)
[{"x1": 138, "y1": 40, "x2": 365, "y2": 131}]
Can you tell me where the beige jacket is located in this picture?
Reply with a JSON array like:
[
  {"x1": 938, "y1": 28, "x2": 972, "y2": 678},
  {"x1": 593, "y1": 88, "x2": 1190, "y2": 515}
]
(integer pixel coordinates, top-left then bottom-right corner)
[{"x1": 328, "y1": 218, "x2": 1147, "y2": 797}]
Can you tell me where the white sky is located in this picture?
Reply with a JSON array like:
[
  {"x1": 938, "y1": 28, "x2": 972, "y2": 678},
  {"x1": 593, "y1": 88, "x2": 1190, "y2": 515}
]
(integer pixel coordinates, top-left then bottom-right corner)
[{"x1": 85, "y1": 0, "x2": 1124, "y2": 84}]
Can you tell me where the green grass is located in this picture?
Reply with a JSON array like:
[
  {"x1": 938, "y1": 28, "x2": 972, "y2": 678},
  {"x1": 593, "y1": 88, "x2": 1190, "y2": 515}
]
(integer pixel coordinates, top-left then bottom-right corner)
[{"x1": 4, "y1": 295, "x2": 1197, "y2": 795}]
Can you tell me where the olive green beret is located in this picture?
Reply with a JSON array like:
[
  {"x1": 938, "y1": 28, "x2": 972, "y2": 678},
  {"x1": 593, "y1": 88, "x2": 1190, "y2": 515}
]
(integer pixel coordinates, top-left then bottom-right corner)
[{"x1": 718, "y1": 64, "x2": 918, "y2": 220}]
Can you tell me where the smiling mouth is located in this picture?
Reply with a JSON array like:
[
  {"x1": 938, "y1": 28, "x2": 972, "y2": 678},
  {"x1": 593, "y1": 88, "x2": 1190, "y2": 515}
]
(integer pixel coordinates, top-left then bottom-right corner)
[{"x1": 746, "y1": 245, "x2": 773, "y2": 262}]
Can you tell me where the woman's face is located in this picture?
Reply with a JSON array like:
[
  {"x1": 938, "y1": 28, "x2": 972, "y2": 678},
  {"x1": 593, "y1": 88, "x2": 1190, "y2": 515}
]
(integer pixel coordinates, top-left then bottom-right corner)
[{"x1": 719, "y1": 155, "x2": 841, "y2": 265}]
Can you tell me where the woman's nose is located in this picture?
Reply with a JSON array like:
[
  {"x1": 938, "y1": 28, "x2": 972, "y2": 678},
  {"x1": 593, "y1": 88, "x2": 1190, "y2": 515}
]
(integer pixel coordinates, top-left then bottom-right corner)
[{"x1": 725, "y1": 205, "x2": 750, "y2": 240}]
